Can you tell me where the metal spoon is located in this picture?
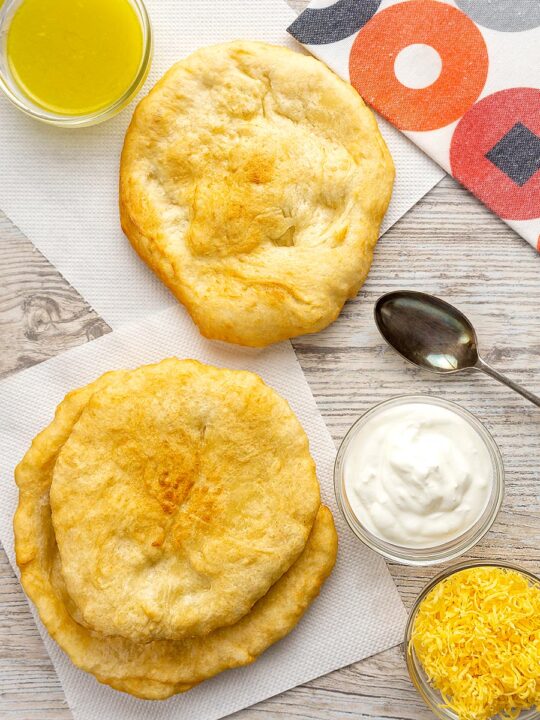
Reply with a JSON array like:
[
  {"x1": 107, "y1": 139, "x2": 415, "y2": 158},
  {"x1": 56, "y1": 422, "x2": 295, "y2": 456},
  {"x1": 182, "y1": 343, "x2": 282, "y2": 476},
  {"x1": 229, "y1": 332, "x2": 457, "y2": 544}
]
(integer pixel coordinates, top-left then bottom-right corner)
[{"x1": 374, "y1": 290, "x2": 540, "y2": 408}]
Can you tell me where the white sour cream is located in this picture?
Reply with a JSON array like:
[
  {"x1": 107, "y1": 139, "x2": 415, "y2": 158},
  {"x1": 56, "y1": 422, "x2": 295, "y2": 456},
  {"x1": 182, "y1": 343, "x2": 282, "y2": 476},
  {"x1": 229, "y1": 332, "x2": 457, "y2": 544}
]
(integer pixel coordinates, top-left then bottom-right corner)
[{"x1": 343, "y1": 402, "x2": 492, "y2": 549}]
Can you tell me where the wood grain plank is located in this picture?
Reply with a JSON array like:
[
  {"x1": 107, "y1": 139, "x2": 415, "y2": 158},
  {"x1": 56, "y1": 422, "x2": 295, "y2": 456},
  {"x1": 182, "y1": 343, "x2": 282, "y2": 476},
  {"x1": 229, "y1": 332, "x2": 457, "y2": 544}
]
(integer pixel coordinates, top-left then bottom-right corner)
[{"x1": 0, "y1": 213, "x2": 110, "y2": 380}]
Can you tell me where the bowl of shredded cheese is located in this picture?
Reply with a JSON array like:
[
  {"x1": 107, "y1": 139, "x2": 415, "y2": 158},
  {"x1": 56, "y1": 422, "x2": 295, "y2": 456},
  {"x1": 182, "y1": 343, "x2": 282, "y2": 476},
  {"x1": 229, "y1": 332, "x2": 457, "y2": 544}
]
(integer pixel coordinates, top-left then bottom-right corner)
[{"x1": 406, "y1": 561, "x2": 540, "y2": 720}]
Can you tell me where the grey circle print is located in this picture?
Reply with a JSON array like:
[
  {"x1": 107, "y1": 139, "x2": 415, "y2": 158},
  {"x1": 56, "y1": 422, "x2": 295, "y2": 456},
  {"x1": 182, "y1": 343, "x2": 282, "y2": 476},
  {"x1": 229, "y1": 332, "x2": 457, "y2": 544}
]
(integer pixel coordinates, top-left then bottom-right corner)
[
  {"x1": 455, "y1": 0, "x2": 540, "y2": 32},
  {"x1": 287, "y1": 0, "x2": 382, "y2": 45}
]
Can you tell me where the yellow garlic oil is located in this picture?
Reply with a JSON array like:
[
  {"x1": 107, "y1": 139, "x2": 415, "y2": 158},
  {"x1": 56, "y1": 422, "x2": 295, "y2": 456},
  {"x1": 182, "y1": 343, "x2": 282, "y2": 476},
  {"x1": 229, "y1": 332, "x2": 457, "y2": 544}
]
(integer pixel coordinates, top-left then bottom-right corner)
[{"x1": 7, "y1": 0, "x2": 144, "y2": 116}]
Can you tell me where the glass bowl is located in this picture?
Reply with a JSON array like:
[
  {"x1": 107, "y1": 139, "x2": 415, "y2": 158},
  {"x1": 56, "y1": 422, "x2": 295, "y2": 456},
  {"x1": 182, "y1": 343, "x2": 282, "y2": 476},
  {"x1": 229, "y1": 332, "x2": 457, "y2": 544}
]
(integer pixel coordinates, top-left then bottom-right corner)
[
  {"x1": 405, "y1": 560, "x2": 540, "y2": 720},
  {"x1": 0, "y1": 0, "x2": 152, "y2": 126},
  {"x1": 334, "y1": 395, "x2": 505, "y2": 565}
]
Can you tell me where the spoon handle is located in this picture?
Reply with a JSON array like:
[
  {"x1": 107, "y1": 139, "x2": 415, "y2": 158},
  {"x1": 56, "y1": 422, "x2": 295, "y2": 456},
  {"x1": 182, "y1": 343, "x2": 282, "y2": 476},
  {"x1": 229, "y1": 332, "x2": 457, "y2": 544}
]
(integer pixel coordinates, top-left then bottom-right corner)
[{"x1": 475, "y1": 357, "x2": 540, "y2": 408}]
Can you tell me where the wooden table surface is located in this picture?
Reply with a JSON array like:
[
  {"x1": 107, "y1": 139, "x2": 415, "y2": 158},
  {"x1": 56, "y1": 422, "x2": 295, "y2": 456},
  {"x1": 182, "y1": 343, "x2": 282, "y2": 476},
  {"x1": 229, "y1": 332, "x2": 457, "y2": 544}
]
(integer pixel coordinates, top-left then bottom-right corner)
[{"x1": 1, "y1": 3, "x2": 539, "y2": 718}]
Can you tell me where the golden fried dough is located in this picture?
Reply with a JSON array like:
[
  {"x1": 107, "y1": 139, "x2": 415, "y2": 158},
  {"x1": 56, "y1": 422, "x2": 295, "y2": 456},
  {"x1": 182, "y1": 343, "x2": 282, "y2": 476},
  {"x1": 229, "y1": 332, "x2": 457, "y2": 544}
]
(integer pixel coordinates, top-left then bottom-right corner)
[
  {"x1": 14, "y1": 375, "x2": 336, "y2": 699},
  {"x1": 83, "y1": 508, "x2": 336, "y2": 700},
  {"x1": 120, "y1": 41, "x2": 394, "y2": 347},
  {"x1": 48, "y1": 359, "x2": 320, "y2": 642}
]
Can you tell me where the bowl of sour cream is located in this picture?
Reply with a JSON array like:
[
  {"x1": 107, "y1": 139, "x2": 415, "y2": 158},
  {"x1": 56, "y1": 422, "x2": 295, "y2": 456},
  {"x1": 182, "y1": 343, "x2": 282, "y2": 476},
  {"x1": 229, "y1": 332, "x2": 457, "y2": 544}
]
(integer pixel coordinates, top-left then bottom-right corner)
[{"x1": 334, "y1": 395, "x2": 504, "y2": 565}]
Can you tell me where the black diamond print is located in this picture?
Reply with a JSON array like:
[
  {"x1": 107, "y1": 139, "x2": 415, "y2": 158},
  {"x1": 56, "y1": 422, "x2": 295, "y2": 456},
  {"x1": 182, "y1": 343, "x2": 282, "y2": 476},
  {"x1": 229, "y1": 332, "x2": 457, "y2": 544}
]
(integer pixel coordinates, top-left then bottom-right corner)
[{"x1": 485, "y1": 122, "x2": 540, "y2": 187}]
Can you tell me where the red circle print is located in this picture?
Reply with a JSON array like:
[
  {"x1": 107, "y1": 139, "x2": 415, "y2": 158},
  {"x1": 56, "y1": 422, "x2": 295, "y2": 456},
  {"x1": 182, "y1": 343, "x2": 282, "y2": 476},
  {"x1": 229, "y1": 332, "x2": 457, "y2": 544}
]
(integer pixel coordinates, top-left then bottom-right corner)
[
  {"x1": 450, "y1": 88, "x2": 540, "y2": 221},
  {"x1": 349, "y1": 0, "x2": 488, "y2": 131}
]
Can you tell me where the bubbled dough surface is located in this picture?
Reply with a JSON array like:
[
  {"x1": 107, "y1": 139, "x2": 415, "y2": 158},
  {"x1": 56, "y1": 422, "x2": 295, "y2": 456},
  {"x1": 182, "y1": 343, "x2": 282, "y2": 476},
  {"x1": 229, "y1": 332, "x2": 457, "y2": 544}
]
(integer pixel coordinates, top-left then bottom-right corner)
[
  {"x1": 14, "y1": 373, "x2": 336, "y2": 699},
  {"x1": 49, "y1": 359, "x2": 320, "y2": 642},
  {"x1": 120, "y1": 41, "x2": 394, "y2": 346}
]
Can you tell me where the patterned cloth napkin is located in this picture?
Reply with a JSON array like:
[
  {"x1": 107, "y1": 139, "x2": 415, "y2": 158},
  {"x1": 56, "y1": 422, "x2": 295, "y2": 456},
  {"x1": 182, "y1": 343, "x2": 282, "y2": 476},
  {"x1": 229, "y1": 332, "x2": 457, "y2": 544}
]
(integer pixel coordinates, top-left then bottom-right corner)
[{"x1": 288, "y1": 0, "x2": 540, "y2": 250}]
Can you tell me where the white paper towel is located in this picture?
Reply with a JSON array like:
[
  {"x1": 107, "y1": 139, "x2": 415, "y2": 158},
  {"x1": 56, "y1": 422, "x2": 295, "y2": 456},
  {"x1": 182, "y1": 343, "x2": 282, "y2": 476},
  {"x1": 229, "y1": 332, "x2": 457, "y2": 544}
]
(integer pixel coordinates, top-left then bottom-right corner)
[
  {"x1": 0, "y1": 0, "x2": 444, "y2": 331},
  {"x1": 0, "y1": 304, "x2": 407, "y2": 720}
]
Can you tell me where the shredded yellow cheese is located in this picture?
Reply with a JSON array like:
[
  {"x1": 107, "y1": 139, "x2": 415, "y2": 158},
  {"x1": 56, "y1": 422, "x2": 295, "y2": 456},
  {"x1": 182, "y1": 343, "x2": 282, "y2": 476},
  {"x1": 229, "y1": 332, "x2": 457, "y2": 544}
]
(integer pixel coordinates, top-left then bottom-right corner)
[{"x1": 411, "y1": 566, "x2": 540, "y2": 720}]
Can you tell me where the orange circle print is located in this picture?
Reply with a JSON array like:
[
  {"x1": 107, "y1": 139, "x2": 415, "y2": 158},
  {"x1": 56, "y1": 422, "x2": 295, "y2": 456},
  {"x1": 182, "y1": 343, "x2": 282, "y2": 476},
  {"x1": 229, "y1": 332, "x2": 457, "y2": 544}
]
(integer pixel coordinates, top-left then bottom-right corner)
[{"x1": 349, "y1": 0, "x2": 488, "y2": 131}]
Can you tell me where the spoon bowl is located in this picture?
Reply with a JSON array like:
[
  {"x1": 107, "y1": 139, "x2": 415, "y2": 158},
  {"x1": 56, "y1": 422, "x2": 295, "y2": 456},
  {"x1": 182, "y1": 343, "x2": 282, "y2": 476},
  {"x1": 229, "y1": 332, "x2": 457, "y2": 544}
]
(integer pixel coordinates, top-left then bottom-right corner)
[
  {"x1": 374, "y1": 290, "x2": 540, "y2": 408},
  {"x1": 374, "y1": 291, "x2": 479, "y2": 373}
]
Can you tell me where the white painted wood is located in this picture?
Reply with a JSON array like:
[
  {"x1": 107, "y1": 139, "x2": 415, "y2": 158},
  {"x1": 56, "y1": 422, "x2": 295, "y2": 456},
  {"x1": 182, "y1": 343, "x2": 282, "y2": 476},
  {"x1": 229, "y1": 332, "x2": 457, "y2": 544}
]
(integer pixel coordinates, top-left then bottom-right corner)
[{"x1": 0, "y1": 2, "x2": 538, "y2": 716}]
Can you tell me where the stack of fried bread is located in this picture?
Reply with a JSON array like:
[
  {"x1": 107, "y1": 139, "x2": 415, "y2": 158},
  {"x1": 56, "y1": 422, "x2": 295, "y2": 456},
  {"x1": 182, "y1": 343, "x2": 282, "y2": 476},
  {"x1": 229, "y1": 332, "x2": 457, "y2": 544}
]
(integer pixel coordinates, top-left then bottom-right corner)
[{"x1": 14, "y1": 358, "x2": 337, "y2": 700}]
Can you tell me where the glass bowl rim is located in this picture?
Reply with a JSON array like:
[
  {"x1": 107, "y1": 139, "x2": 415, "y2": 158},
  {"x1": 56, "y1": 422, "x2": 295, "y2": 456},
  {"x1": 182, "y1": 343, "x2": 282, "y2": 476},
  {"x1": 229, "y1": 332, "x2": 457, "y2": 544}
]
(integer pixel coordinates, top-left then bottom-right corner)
[
  {"x1": 404, "y1": 559, "x2": 540, "y2": 720},
  {"x1": 0, "y1": 0, "x2": 152, "y2": 127},
  {"x1": 334, "y1": 394, "x2": 505, "y2": 566}
]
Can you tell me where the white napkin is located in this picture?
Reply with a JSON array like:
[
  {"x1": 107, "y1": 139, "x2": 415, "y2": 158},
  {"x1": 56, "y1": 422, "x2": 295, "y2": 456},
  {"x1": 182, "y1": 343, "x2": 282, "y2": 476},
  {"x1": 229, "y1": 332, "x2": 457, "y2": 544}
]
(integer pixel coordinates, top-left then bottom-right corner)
[
  {"x1": 0, "y1": 0, "x2": 444, "y2": 331},
  {"x1": 0, "y1": 304, "x2": 407, "y2": 720}
]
